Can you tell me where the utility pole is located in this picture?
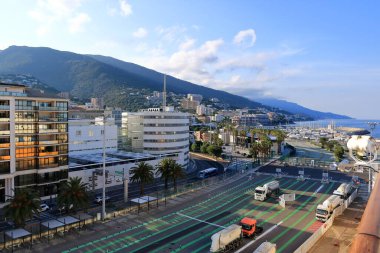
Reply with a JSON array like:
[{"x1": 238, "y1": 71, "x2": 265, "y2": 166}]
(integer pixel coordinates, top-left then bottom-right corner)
[{"x1": 102, "y1": 108, "x2": 106, "y2": 221}]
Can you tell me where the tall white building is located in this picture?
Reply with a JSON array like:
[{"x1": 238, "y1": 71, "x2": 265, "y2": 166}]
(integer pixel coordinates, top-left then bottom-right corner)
[
  {"x1": 196, "y1": 104, "x2": 214, "y2": 116},
  {"x1": 122, "y1": 107, "x2": 189, "y2": 167}
]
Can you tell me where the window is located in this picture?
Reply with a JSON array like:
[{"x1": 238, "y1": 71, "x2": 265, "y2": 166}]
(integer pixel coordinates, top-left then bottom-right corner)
[
  {"x1": 76, "y1": 130, "x2": 81, "y2": 136},
  {"x1": 101, "y1": 130, "x2": 104, "y2": 135},
  {"x1": 89, "y1": 130, "x2": 94, "y2": 137}
]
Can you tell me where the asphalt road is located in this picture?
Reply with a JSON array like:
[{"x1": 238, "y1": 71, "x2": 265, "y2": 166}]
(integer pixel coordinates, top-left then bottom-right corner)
[{"x1": 40, "y1": 168, "x2": 349, "y2": 253}]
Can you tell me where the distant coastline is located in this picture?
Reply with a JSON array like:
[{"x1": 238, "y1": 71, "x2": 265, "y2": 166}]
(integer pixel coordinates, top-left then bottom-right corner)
[{"x1": 294, "y1": 119, "x2": 380, "y2": 138}]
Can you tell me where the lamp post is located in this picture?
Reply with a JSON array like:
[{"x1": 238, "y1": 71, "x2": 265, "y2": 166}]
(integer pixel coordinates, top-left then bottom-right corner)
[{"x1": 102, "y1": 109, "x2": 106, "y2": 221}]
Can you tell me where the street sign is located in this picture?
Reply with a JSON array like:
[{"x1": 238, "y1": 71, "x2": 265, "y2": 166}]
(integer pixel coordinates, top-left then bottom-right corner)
[
  {"x1": 299, "y1": 170, "x2": 304, "y2": 175},
  {"x1": 276, "y1": 168, "x2": 282, "y2": 173},
  {"x1": 115, "y1": 171, "x2": 123, "y2": 176}
]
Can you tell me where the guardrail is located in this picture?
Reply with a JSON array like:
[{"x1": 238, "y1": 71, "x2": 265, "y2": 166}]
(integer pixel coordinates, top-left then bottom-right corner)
[{"x1": 350, "y1": 175, "x2": 380, "y2": 253}]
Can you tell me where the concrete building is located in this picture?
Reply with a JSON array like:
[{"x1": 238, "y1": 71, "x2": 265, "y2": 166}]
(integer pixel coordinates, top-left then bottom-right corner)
[
  {"x1": 196, "y1": 104, "x2": 214, "y2": 116},
  {"x1": 69, "y1": 118, "x2": 117, "y2": 155},
  {"x1": 211, "y1": 114, "x2": 225, "y2": 122},
  {"x1": 122, "y1": 107, "x2": 189, "y2": 167},
  {"x1": 91, "y1": 98, "x2": 104, "y2": 109},
  {"x1": 69, "y1": 151, "x2": 177, "y2": 191},
  {"x1": 232, "y1": 114, "x2": 271, "y2": 126},
  {"x1": 187, "y1": 94, "x2": 203, "y2": 103},
  {"x1": 181, "y1": 98, "x2": 200, "y2": 110},
  {"x1": 0, "y1": 83, "x2": 69, "y2": 204}
]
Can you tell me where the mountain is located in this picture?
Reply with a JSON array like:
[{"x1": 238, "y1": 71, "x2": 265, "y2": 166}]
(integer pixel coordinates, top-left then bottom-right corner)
[
  {"x1": 0, "y1": 46, "x2": 261, "y2": 110},
  {"x1": 255, "y1": 98, "x2": 351, "y2": 120}
]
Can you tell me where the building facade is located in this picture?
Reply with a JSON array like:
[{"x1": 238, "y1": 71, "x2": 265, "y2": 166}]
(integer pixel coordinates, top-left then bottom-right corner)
[
  {"x1": 0, "y1": 83, "x2": 69, "y2": 204},
  {"x1": 69, "y1": 118, "x2": 117, "y2": 155},
  {"x1": 196, "y1": 104, "x2": 214, "y2": 116},
  {"x1": 122, "y1": 107, "x2": 190, "y2": 167},
  {"x1": 181, "y1": 98, "x2": 200, "y2": 110}
]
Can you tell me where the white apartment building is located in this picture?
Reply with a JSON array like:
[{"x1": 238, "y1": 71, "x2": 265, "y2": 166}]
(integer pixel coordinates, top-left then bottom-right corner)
[
  {"x1": 196, "y1": 104, "x2": 214, "y2": 116},
  {"x1": 122, "y1": 107, "x2": 189, "y2": 167},
  {"x1": 68, "y1": 117, "x2": 117, "y2": 155},
  {"x1": 0, "y1": 83, "x2": 69, "y2": 203},
  {"x1": 187, "y1": 94, "x2": 203, "y2": 103}
]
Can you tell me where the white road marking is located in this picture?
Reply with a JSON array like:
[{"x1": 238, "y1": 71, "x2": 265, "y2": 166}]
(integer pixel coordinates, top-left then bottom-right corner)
[
  {"x1": 313, "y1": 185, "x2": 324, "y2": 195},
  {"x1": 235, "y1": 221, "x2": 283, "y2": 253},
  {"x1": 176, "y1": 213, "x2": 226, "y2": 229}
]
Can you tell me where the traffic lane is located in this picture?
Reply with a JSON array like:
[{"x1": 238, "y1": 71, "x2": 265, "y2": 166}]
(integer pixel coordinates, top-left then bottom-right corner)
[
  {"x1": 242, "y1": 181, "x2": 338, "y2": 253},
  {"x1": 257, "y1": 165, "x2": 353, "y2": 182},
  {"x1": 55, "y1": 173, "x2": 268, "y2": 253}
]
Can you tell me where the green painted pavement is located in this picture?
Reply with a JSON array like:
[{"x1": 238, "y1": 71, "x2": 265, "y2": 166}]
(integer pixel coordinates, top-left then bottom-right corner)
[
  {"x1": 148, "y1": 179, "x2": 301, "y2": 253},
  {"x1": 66, "y1": 176, "x2": 271, "y2": 253},
  {"x1": 276, "y1": 183, "x2": 337, "y2": 253},
  {"x1": 183, "y1": 180, "x2": 319, "y2": 253}
]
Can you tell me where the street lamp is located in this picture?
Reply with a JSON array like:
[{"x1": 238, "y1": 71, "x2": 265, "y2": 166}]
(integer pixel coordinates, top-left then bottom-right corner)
[
  {"x1": 347, "y1": 135, "x2": 378, "y2": 193},
  {"x1": 102, "y1": 109, "x2": 107, "y2": 221}
]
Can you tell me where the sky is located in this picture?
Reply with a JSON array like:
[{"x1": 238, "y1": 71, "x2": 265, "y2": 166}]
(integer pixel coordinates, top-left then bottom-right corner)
[{"x1": 0, "y1": 0, "x2": 379, "y2": 119}]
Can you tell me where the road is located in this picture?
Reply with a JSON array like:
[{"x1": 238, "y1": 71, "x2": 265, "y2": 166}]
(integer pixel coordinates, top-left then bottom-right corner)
[{"x1": 38, "y1": 166, "x2": 350, "y2": 253}]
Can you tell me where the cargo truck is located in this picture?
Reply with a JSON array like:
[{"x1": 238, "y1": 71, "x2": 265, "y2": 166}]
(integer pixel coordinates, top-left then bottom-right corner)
[
  {"x1": 316, "y1": 195, "x2": 342, "y2": 222},
  {"x1": 254, "y1": 181, "x2": 280, "y2": 201},
  {"x1": 210, "y1": 217, "x2": 263, "y2": 252},
  {"x1": 253, "y1": 242, "x2": 277, "y2": 253},
  {"x1": 333, "y1": 183, "x2": 352, "y2": 199}
]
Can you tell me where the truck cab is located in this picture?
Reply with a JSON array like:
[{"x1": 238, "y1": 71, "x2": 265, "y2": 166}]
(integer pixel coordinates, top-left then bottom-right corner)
[{"x1": 240, "y1": 217, "x2": 261, "y2": 238}]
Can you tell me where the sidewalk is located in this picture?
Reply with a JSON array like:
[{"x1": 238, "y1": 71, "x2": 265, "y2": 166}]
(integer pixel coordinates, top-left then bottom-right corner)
[{"x1": 308, "y1": 186, "x2": 367, "y2": 253}]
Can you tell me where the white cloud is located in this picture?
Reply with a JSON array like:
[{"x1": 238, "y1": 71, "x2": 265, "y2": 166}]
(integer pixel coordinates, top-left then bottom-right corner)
[
  {"x1": 156, "y1": 25, "x2": 188, "y2": 42},
  {"x1": 28, "y1": 0, "x2": 89, "y2": 35},
  {"x1": 119, "y1": 0, "x2": 132, "y2": 16},
  {"x1": 133, "y1": 27, "x2": 148, "y2": 38},
  {"x1": 233, "y1": 29, "x2": 257, "y2": 47},
  {"x1": 68, "y1": 13, "x2": 91, "y2": 33}
]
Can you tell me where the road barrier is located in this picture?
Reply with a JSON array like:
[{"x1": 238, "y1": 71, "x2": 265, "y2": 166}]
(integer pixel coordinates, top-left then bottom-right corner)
[{"x1": 294, "y1": 188, "x2": 358, "y2": 253}]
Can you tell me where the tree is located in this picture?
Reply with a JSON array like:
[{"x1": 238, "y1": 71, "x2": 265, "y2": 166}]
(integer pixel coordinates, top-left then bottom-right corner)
[
  {"x1": 191, "y1": 143, "x2": 199, "y2": 152},
  {"x1": 319, "y1": 137, "x2": 328, "y2": 148},
  {"x1": 259, "y1": 139, "x2": 273, "y2": 158},
  {"x1": 333, "y1": 144, "x2": 345, "y2": 162},
  {"x1": 171, "y1": 162, "x2": 186, "y2": 192},
  {"x1": 156, "y1": 158, "x2": 175, "y2": 190},
  {"x1": 130, "y1": 162, "x2": 154, "y2": 195},
  {"x1": 200, "y1": 142, "x2": 210, "y2": 153},
  {"x1": 271, "y1": 130, "x2": 287, "y2": 154},
  {"x1": 249, "y1": 142, "x2": 260, "y2": 160},
  {"x1": 4, "y1": 188, "x2": 40, "y2": 227},
  {"x1": 215, "y1": 138, "x2": 224, "y2": 147},
  {"x1": 58, "y1": 177, "x2": 89, "y2": 213},
  {"x1": 207, "y1": 145, "x2": 223, "y2": 157}
]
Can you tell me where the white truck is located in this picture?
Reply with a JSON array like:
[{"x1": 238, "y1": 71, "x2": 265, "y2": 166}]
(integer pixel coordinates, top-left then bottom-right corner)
[
  {"x1": 333, "y1": 183, "x2": 352, "y2": 199},
  {"x1": 255, "y1": 181, "x2": 280, "y2": 201},
  {"x1": 210, "y1": 224, "x2": 242, "y2": 252},
  {"x1": 253, "y1": 242, "x2": 276, "y2": 253},
  {"x1": 315, "y1": 195, "x2": 342, "y2": 222}
]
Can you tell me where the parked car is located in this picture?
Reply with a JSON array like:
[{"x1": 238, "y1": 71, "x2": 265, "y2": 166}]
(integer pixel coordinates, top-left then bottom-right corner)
[
  {"x1": 38, "y1": 203, "x2": 50, "y2": 212},
  {"x1": 94, "y1": 195, "x2": 111, "y2": 204}
]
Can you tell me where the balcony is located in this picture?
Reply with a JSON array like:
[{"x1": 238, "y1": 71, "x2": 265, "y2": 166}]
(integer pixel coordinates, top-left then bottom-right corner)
[
  {"x1": 0, "y1": 91, "x2": 27, "y2": 97},
  {"x1": 39, "y1": 151, "x2": 59, "y2": 157},
  {"x1": 0, "y1": 118, "x2": 9, "y2": 122},
  {"x1": 0, "y1": 130, "x2": 10, "y2": 135},
  {"x1": 39, "y1": 129, "x2": 59, "y2": 133},
  {"x1": 0, "y1": 105, "x2": 10, "y2": 110},
  {"x1": 39, "y1": 140, "x2": 59, "y2": 145},
  {"x1": 16, "y1": 142, "x2": 37, "y2": 147},
  {"x1": 39, "y1": 117, "x2": 59, "y2": 122},
  {"x1": 0, "y1": 143, "x2": 10, "y2": 148},
  {"x1": 0, "y1": 155, "x2": 10, "y2": 161},
  {"x1": 39, "y1": 106, "x2": 59, "y2": 111}
]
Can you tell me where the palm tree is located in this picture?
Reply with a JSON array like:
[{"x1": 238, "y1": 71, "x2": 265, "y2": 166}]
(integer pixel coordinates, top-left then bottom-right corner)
[
  {"x1": 171, "y1": 162, "x2": 186, "y2": 192},
  {"x1": 130, "y1": 161, "x2": 154, "y2": 195},
  {"x1": 156, "y1": 158, "x2": 175, "y2": 190},
  {"x1": 250, "y1": 142, "x2": 260, "y2": 161},
  {"x1": 271, "y1": 130, "x2": 287, "y2": 154},
  {"x1": 4, "y1": 188, "x2": 40, "y2": 227},
  {"x1": 57, "y1": 177, "x2": 89, "y2": 213}
]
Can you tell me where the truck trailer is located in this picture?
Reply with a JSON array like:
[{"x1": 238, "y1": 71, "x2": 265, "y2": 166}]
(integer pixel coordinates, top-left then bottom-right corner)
[
  {"x1": 253, "y1": 242, "x2": 277, "y2": 253},
  {"x1": 210, "y1": 217, "x2": 263, "y2": 252},
  {"x1": 316, "y1": 195, "x2": 342, "y2": 222},
  {"x1": 254, "y1": 181, "x2": 280, "y2": 201},
  {"x1": 333, "y1": 183, "x2": 352, "y2": 199}
]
